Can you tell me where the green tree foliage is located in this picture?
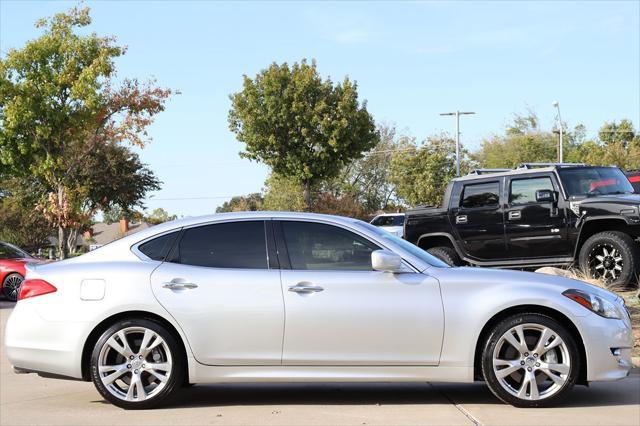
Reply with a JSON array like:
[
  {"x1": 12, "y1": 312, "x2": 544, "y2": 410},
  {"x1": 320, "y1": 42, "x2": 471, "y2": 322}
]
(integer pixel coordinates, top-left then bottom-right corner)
[
  {"x1": 228, "y1": 59, "x2": 379, "y2": 209},
  {"x1": 474, "y1": 114, "x2": 639, "y2": 171},
  {"x1": 216, "y1": 194, "x2": 264, "y2": 213},
  {"x1": 144, "y1": 207, "x2": 177, "y2": 225},
  {"x1": 327, "y1": 124, "x2": 405, "y2": 212},
  {"x1": 0, "y1": 178, "x2": 52, "y2": 250},
  {"x1": 474, "y1": 112, "x2": 564, "y2": 168},
  {"x1": 261, "y1": 173, "x2": 307, "y2": 212},
  {"x1": 390, "y1": 134, "x2": 470, "y2": 207},
  {"x1": 0, "y1": 7, "x2": 171, "y2": 258}
]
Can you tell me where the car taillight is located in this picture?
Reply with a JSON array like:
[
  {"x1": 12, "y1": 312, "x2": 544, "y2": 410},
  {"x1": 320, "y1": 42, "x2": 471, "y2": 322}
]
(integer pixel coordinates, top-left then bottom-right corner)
[{"x1": 18, "y1": 279, "x2": 57, "y2": 300}]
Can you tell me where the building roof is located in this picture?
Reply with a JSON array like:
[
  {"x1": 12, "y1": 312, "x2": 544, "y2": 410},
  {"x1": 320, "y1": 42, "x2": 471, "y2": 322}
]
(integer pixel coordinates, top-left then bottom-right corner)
[{"x1": 89, "y1": 221, "x2": 151, "y2": 246}]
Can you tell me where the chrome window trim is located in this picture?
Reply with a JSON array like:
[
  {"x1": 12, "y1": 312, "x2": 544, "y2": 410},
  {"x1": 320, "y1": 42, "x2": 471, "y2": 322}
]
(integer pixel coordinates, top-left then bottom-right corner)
[{"x1": 130, "y1": 215, "x2": 422, "y2": 273}]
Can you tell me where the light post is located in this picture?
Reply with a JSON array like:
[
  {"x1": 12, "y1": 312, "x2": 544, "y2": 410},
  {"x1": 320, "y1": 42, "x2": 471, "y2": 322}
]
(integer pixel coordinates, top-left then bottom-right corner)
[
  {"x1": 440, "y1": 110, "x2": 475, "y2": 176},
  {"x1": 552, "y1": 101, "x2": 563, "y2": 163}
]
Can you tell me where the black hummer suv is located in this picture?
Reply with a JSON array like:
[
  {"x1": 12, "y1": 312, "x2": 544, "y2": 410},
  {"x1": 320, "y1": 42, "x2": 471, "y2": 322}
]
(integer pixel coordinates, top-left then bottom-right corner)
[{"x1": 404, "y1": 163, "x2": 640, "y2": 287}]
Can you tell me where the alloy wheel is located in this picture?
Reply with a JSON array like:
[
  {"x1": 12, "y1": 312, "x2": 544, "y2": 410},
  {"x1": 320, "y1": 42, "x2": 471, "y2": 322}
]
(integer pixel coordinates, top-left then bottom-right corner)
[
  {"x1": 588, "y1": 243, "x2": 623, "y2": 283},
  {"x1": 3, "y1": 274, "x2": 23, "y2": 301},
  {"x1": 492, "y1": 323, "x2": 571, "y2": 401},
  {"x1": 97, "y1": 326, "x2": 173, "y2": 402}
]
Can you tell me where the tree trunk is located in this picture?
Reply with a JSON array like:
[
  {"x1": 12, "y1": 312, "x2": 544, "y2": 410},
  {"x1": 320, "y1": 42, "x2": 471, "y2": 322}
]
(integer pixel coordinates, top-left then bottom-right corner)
[
  {"x1": 57, "y1": 225, "x2": 67, "y2": 260},
  {"x1": 66, "y1": 228, "x2": 78, "y2": 256},
  {"x1": 56, "y1": 184, "x2": 68, "y2": 260},
  {"x1": 303, "y1": 180, "x2": 312, "y2": 211}
]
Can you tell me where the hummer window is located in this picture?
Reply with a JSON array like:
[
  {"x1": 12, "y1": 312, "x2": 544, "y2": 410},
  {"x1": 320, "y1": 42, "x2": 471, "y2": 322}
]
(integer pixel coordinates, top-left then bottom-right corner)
[
  {"x1": 460, "y1": 182, "x2": 499, "y2": 209},
  {"x1": 509, "y1": 177, "x2": 554, "y2": 204}
]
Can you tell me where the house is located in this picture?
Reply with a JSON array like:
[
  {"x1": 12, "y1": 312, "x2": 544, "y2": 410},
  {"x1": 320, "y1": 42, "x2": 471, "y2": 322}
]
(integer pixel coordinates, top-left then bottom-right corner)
[{"x1": 83, "y1": 219, "x2": 151, "y2": 251}]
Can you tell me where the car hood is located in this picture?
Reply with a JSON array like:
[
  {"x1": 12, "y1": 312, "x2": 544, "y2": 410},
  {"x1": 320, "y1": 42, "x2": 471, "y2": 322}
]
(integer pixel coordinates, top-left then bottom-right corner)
[
  {"x1": 431, "y1": 266, "x2": 620, "y2": 303},
  {"x1": 578, "y1": 193, "x2": 640, "y2": 206}
]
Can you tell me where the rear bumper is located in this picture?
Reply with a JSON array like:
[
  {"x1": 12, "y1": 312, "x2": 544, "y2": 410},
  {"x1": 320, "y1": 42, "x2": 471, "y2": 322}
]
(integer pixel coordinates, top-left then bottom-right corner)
[{"x1": 5, "y1": 300, "x2": 88, "y2": 379}]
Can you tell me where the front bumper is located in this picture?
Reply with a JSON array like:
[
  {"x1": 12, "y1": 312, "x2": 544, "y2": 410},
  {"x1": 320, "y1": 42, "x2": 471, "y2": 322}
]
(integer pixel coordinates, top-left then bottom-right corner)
[
  {"x1": 580, "y1": 310, "x2": 633, "y2": 382},
  {"x1": 5, "y1": 300, "x2": 89, "y2": 379}
]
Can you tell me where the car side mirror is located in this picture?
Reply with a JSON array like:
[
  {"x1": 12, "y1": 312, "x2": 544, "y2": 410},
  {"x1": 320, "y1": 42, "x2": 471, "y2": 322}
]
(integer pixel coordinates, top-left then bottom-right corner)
[
  {"x1": 535, "y1": 189, "x2": 557, "y2": 203},
  {"x1": 371, "y1": 249, "x2": 403, "y2": 273}
]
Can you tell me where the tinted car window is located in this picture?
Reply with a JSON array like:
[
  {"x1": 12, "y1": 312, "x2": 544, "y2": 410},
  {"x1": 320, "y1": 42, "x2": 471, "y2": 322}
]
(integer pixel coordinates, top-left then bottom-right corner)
[
  {"x1": 371, "y1": 215, "x2": 404, "y2": 227},
  {"x1": 176, "y1": 221, "x2": 267, "y2": 269},
  {"x1": 509, "y1": 177, "x2": 554, "y2": 205},
  {"x1": 461, "y1": 182, "x2": 499, "y2": 208},
  {"x1": 0, "y1": 243, "x2": 30, "y2": 259},
  {"x1": 281, "y1": 221, "x2": 380, "y2": 271},
  {"x1": 138, "y1": 231, "x2": 180, "y2": 261}
]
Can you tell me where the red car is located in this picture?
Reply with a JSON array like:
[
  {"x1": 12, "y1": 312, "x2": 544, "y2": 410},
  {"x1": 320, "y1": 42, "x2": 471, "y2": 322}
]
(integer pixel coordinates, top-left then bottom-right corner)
[{"x1": 0, "y1": 242, "x2": 44, "y2": 302}]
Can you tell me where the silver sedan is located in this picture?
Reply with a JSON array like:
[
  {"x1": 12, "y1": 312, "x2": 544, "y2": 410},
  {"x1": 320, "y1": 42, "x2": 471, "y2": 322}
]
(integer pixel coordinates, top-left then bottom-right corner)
[{"x1": 4, "y1": 212, "x2": 633, "y2": 409}]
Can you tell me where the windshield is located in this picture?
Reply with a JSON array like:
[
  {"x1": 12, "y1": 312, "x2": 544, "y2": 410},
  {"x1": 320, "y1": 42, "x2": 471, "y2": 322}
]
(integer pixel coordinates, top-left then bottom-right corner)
[
  {"x1": 558, "y1": 167, "x2": 634, "y2": 197},
  {"x1": 0, "y1": 243, "x2": 31, "y2": 260},
  {"x1": 357, "y1": 221, "x2": 450, "y2": 268},
  {"x1": 370, "y1": 215, "x2": 404, "y2": 227}
]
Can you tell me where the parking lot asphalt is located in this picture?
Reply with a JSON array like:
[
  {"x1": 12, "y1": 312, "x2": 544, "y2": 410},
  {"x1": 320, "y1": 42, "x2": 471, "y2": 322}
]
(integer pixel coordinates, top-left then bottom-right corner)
[{"x1": 1, "y1": 300, "x2": 639, "y2": 426}]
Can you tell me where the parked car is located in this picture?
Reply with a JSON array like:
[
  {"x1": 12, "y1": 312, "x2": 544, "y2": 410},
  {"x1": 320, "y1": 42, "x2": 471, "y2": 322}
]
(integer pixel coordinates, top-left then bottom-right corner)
[
  {"x1": 370, "y1": 213, "x2": 405, "y2": 237},
  {"x1": 5, "y1": 212, "x2": 632, "y2": 409},
  {"x1": 0, "y1": 242, "x2": 44, "y2": 302},
  {"x1": 404, "y1": 163, "x2": 640, "y2": 287},
  {"x1": 626, "y1": 169, "x2": 640, "y2": 193}
]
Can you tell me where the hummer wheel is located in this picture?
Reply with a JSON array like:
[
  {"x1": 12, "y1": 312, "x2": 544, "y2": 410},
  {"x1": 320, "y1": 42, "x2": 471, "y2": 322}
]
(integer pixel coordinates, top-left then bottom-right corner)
[{"x1": 579, "y1": 231, "x2": 639, "y2": 289}]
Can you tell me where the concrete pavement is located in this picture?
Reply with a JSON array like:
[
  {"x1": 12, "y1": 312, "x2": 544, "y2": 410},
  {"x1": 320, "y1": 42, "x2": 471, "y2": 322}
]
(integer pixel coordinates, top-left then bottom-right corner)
[{"x1": 1, "y1": 301, "x2": 639, "y2": 425}]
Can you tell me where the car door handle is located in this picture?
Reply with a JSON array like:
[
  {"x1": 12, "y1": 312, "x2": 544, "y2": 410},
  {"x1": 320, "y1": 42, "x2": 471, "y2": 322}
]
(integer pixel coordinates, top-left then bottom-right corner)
[
  {"x1": 288, "y1": 284, "x2": 324, "y2": 293},
  {"x1": 162, "y1": 282, "x2": 198, "y2": 290},
  {"x1": 455, "y1": 215, "x2": 468, "y2": 224},
  {"x1": 508, "y1": 211, "x2": 522, "y2": 220}
]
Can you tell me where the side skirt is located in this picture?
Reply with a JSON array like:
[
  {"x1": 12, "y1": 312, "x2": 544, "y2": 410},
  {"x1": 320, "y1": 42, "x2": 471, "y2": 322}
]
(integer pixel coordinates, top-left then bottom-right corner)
[{"x1": 188, "y1": 363, "x2": 474, "y2": 384}]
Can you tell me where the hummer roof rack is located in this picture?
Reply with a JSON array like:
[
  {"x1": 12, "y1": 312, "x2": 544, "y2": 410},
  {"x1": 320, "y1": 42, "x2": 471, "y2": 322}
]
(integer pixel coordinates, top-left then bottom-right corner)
[
  {"x1": 516, "y1": 163, "x2": 588, "y2": 169},
  {"x1": 468, "y1": 168, "x2": 511, "y2": 175}
]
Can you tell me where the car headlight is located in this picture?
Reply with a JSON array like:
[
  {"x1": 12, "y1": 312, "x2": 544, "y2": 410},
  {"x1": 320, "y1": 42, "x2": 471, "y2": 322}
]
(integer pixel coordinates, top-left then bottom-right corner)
[{"x1": 562, "y1": 289, "x2": 622, "y2": 319}]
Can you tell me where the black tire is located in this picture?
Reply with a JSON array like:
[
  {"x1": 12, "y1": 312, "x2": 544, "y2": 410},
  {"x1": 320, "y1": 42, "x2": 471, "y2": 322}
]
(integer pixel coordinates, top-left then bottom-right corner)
[
  {"x1": 426, "y1": 246, "x2": 462, "y2": 266},
  {"x1": 90, "y1": 318, "x2": 185, "y2": 409},
  {"x1": 481, "y1": 313, "x2": 579, "y2": 408},
  {"x1": 2, "y1": 272, "x2": 23, "y2": 302},
  {"x1": 579, "y1": 231, "x2": 639, "y2": 289}
]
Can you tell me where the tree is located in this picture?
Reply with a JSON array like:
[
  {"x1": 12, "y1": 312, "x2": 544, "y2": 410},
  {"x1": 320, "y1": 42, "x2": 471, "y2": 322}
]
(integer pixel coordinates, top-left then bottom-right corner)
[
  {"x1": 326, "y1": 124, "x2": 405, "y2": 213},
  {"x1": 261, "y1": 173, "x2": 307, "y2": 212},
  {"x1": 474, "y1": 112, "x2": 561, "y2": 168},
  {"x1": 144, "y1": 208, "x2": 177, "y2": 225},
  {"x1": 390, "y1": 134, "x2": 470, "y2": 207},
  {"x1": 228, "y1": 59, "x2": 379, "y2": 209},
  {"x1": 216, "y1": 193, "x2": 264, "y2": 213},
  {"x1": 0, "y1": 7, "x2": 172, "y2": 258},
  {"x1": 0, "y1": 178, "x2": 52, "y2": 250}
]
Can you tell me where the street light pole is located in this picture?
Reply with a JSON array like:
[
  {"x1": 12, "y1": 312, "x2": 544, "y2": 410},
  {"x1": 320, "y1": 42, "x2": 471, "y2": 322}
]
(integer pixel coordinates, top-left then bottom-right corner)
[
  {"x1": 440, "y1": 110, "x2": 476, "y2": 176},
  {"x1": 552, "y1": 101, "x2": 563, "y2": 163}
]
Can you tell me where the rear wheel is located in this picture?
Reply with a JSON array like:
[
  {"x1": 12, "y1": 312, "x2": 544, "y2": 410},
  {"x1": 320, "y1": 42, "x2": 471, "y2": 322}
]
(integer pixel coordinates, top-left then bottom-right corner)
[
  {"x1": 579, "y1": 231, "x2": 638, "y2": 288},
  {"x1": 426, "y1": 246, "x2": 462, "y2": 266},
  {"x1": 481, "y1": 313, "x2": 579, "y2": 407},
  {"x1": 90, "y1": 318, "x2": 184, "y2": 409},
  {"x1": 2, "y1": 273, "x2": 23, "y2": 302}
]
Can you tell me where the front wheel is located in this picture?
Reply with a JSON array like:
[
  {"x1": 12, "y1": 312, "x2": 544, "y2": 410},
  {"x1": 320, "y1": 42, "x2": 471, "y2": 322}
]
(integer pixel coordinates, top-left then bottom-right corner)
[
  {"x1": 90, "y1": 318, "x2": 185, "y2": 409},
  {"x1": 579, "y1": 231, "x2": 639, "y2": 288},
  {"x1": 481, "y1": 313, "x2": 579, "y2": 407}
]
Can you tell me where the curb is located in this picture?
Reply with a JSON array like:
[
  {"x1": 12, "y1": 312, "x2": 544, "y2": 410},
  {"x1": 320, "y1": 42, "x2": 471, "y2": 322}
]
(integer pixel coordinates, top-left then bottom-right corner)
[{"x1": 631, "y1": 356, "x2": 640, "y2": 374}]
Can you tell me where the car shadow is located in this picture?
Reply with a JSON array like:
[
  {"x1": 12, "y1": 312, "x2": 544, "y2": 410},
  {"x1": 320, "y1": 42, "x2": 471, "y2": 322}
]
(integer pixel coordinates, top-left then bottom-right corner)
[
  {"x1": 161, "y1": 380, "x2": 638, "y2": 409},
  {"x1": 0, "y1": 300, "x2": 16, "y2": 309}
]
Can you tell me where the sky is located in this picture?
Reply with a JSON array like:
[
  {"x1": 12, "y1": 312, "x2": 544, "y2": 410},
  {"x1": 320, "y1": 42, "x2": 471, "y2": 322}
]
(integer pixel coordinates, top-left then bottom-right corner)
[{"x1": 1, "y1": 0, "x2": 639, "y2": 217}]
